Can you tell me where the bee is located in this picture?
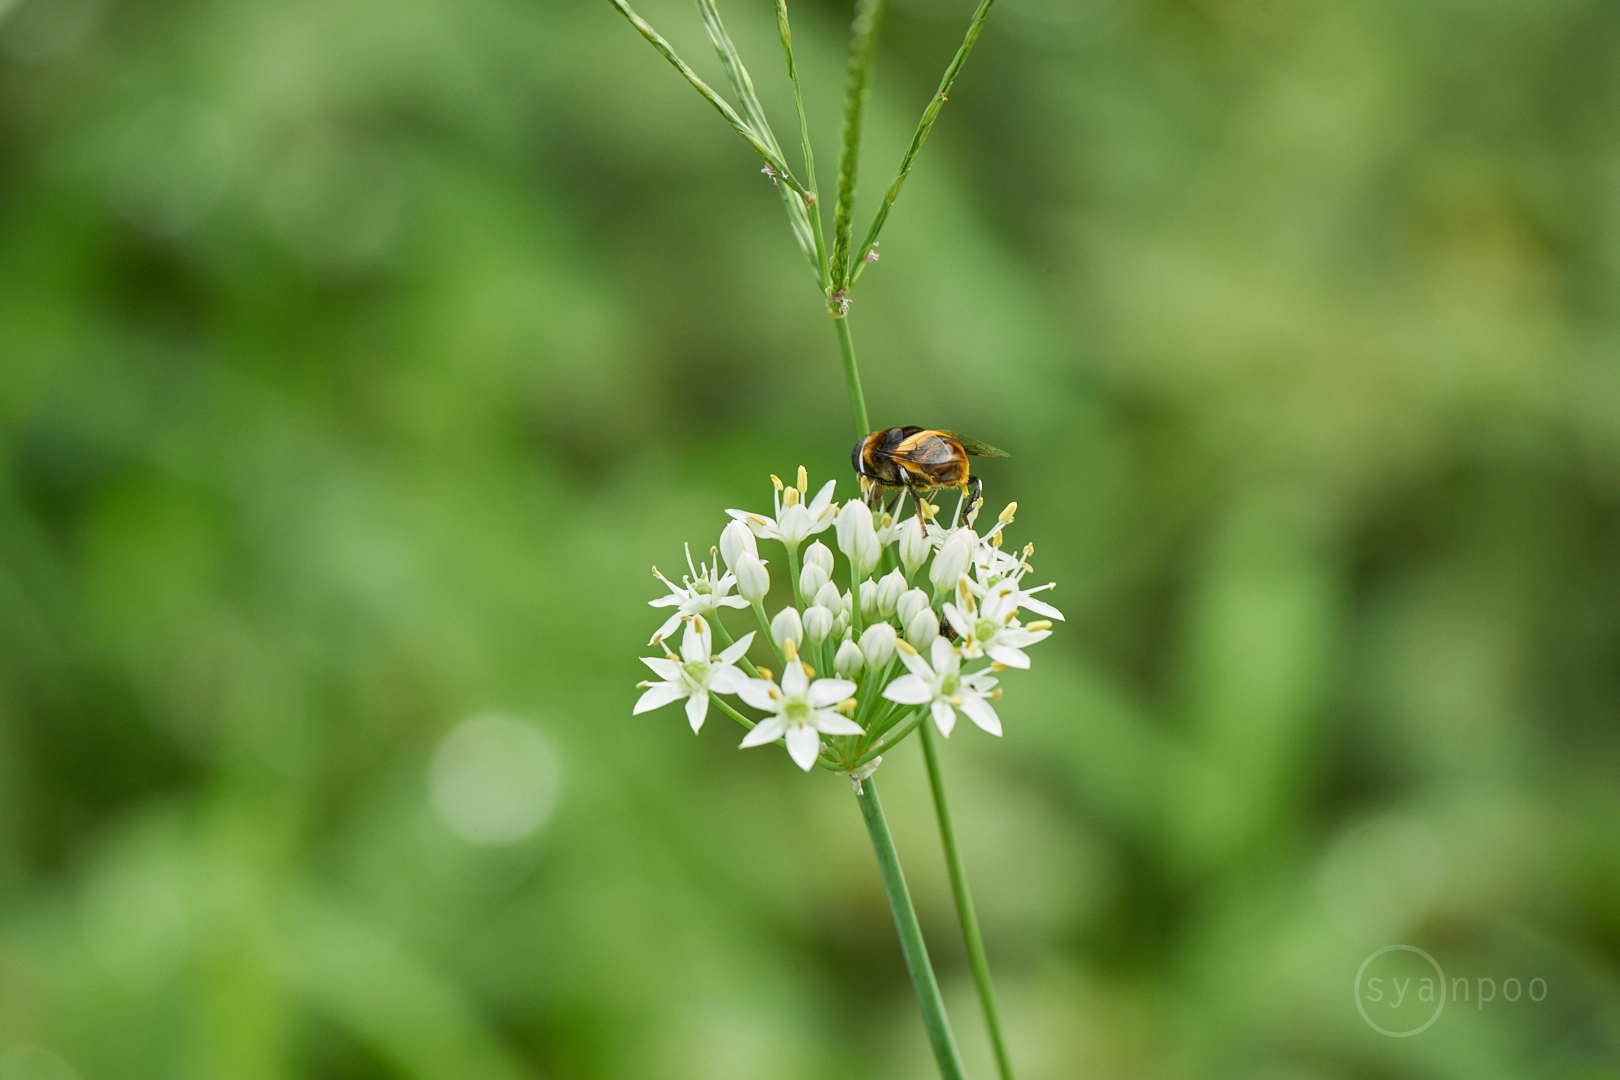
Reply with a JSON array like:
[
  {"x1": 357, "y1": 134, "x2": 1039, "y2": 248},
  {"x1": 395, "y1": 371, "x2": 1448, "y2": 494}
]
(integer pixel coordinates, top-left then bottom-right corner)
[{"x1": 851, "y1": 427, "x2": 1009, "y2": 526}]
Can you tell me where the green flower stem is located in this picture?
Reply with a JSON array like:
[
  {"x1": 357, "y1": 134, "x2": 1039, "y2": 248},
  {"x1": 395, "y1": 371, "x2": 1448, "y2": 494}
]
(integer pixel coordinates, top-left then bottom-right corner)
[
  {"x1": 774, "y1": 0, "x2": 830, "y2": 290},
  {"x1": 919, "y1": 718, "x2": 1014, "y2": 1080},
  {"x1": 835, "y1": 315, "x2": 871, "y2": 438},
  {"x1": 712, "y1": 696, "x2": 757, "y2": 732},
  {"x1": 850, "y1": 708, "x2": 921, "y2": 769},
  {"x1": 752, "y1": 600, "x2": 785, "y2": 665},
  {"x1": 854, "y1": 777, "x2": 968, "y2": 1080},
  {"x1": 708, "y1": 616, "x2": 763, "y2": 679},
  {"x1": 832, "y1": 0, "x2": 887, "y2": 290}
]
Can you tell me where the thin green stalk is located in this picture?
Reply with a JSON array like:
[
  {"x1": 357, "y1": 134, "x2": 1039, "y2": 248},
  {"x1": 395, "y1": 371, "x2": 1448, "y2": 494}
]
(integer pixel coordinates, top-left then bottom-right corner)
[
  {"x1": 855, "y1": 778, "x2": 968, "y2": 1080},
  {"x1": 919, "y1": 719, "x2": 1015, "y2": 1080},
  {"x1": 850, "y1": 0, "x2": 996, "y2": 285},
  {"x1": 752, "y1": 600, "x2": 784, "y2": 664},
  {"x1": 608, "y1": 0, "x2": 807, "y2": 198},
  {"x1": 775, "y1": 0, "x2": 831, "y2": 289},
  {"x1": 713, "y1": 696, "x2": 757, "y2": 732},
  {"x1": 850, "y1": 708, "x2": 921, "y2": 769},
  {"x1": 708, "y1": 615, "x2": 763, "y2": 679},
  {"x1": 835, "y1": 315, "x2": 871, "y2": 437},
  {"x1": 832, "y1": 0, "x2": 887, "y2": 292}
]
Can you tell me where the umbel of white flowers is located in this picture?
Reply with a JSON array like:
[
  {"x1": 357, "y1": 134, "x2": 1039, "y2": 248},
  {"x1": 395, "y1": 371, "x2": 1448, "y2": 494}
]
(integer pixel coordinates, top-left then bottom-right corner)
[{"x1": 635, "y1": 468, "x2": 1062, "y2": 773}]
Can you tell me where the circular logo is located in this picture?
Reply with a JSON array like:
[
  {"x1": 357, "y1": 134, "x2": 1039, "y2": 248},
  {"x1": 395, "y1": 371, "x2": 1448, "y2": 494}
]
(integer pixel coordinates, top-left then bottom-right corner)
[{"x1": 1355, "y1": 944, "x2": 1446, "y2": 1037}]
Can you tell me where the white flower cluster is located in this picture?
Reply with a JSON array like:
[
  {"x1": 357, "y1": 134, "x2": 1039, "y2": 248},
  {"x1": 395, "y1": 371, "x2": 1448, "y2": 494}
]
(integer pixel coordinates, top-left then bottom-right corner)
[{"x1": 635, "y1": 467, "x2": 1062, "y2": 773}]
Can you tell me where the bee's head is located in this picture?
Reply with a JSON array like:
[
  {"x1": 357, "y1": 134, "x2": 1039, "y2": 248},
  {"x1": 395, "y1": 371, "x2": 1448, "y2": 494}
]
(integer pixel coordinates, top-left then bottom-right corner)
[{"x1": 851, "y1": 434, "x2": 869, "y2": 477}]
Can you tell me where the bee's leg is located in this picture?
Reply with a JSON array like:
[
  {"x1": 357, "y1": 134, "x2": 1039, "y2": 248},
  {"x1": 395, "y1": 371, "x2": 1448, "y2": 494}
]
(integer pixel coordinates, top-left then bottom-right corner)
[{"x1": 962, "y1": 476, "x2": 983, "y2": 528}]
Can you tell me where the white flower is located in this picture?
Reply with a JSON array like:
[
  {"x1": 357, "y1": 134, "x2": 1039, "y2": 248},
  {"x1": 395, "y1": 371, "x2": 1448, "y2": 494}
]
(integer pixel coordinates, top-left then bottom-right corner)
[
  {"x1": 896, "y1": 588, "x2": 931, "y2": 629},
  {"x1": 904, "y1": 607, "x2": 940, "y2": 649},
  {"x1": 771, "y1": 606, "x2": 803, "y2": 653},
  {"x1": 647, "y1": 544, "x2": 751, "y2": 644},
  {"x1": 735, "y1": 552, "x2": 771, "y2": 604},
  {"x1": 859, "y1": 621, "x2": 898, "y2": 670},
  {"x1": 882, "y1": 637, "x2": 1002, "y2": 737},
  {"x1": 804, "y1": 540, "x2": 835, "y2": 574},
  {"x1": 813, "y1": 580, "x2": 842, "y2": 611},
  {"x1": 801, "y1": 560, "x2": 831, "y2": 598},
  {"x1": 737, "y1": 658, "x2": 863, "y2": 770},
  {"x1": 835, "y1": 638, "x2": 865, "y2": 677},
  {"x1": 803, "y1": 604, "x2": 834, "y2": 644},
  {"x1": 859, "y1": 578, "x2": 878, "y2": 621},
  {"x1": 874, "y1": 569, "x2": 906, "y2": 619},
  {"x1": 727, "y1": 467, "x2": 839, "y2": 548},
  {"x1": 635, "y1": 617, "x2": 755, "y2": 732},
  {"x1": 894, "y1": 516, "x2": 932, "y2": 576},
  {"x1": 942, "y1": 577, "x2": 1052, "y2": 668},
  {"x1": 834, "y1": 499, "x2": 881, "y2": 577},
  {"x1": 718, "y1": 519, "x2": 758, "y2": 573},
  {"x1": 929, "y1": 530, "x2": 974, "y2": 594}
]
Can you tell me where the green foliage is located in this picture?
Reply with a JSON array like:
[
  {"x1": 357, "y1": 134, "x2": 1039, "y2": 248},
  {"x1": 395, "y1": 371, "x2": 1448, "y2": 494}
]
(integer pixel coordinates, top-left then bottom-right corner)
[{"x1": 1, "y1": 0, "x2": 1618, "y2": 1076}]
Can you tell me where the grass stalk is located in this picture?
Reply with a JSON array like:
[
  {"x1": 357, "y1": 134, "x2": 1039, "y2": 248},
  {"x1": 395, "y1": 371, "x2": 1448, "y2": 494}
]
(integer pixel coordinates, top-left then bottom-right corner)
[
  {"x1": 855, "y1": 777, "x2": 969, "y2": 1080},
  {"x1": 832, "y1": 0, "x2": 888, "y2": 291},
  {"x1": 919, "y1": 717, "x2": 1015, "y2": 1080},
  {"x1": 851, "y1": 0, "x2": 995, "y2": 284}
]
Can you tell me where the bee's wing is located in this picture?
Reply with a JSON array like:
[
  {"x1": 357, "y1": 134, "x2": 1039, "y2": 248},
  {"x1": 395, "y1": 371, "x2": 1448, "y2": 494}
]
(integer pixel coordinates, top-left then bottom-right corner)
[{"x1": 939, "y1": 431, "x2": 1010, "y2": 458}]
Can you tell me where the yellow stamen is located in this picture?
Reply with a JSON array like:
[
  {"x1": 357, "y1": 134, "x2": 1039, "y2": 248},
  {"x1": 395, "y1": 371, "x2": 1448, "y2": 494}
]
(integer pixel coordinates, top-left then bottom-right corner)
[
  {"x1": 999, "y1": 502, "x2": 1017, "y2": 524},
  {"x1": 757, "y1": 667, "x2": 773, "y2": 682},
  {"x1": 990, "y1": 688, "x2": 1003, "y2": 699},
  {"x1": 783, "y1": 639, "x2": 798, "y2": 662},
  {"x1": 784, "y1": 487, "x2": 801, "y2": 507},
  {"x1": 770, "y1": 474, "x2": 784, "y2": 491},
  {"x1": 801, "y1": 662, "x2": 815, "y2": 679},
  {"x1": 990, "y1": 662, "x2": 1009, "y2": 672},
  {"x1": 797, "y1": 465, "x2": 808, "y2": 492},
  {"x1": 836, "y1": 698, "x2": 857, "y2": 713},
  {"x1": 1027, "y1": 620, "x2": 1053, "y2": 632}
]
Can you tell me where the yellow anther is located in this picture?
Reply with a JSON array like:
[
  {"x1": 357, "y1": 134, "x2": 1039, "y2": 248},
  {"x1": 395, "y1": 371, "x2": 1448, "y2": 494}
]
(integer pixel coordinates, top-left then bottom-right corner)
[
  {"x1": 757, "y1": 667, "x2": 773, "y2": 682},
  {"x1": 783, "y1": 638, "x2": 798, "y2": 662},
  {"x1": 990, "y1": 662, "x2": 1009, "y2": 672},
  {"x1": 895, "y1": 639, "x2": 919, "y2": 655},
  {"x1": 836, "y1": 698, "x2": 857, "y2": 713},
  {"x1": 797, "y1": 465, "x2": 808, "y2": 492},
  {"x1": 1027, "y1": 620, "x2": 1053, "y2": 632},
  {"x1": 999, "y1": 502, "x2": 1017, "y2": 524},
  {"x1": 771, "y1": 474, "x2": 784, "y2": 491}
]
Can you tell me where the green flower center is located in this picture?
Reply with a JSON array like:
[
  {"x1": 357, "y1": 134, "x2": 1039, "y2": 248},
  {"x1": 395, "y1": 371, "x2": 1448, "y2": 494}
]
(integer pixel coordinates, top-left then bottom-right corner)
[
  {"x1": 974, "y1": 618, "x2": 997, "y2": 641},
  {"x1": 682, "y1": 660, "x2": 709, "y2": 681},
  {"x1": 941, "y1": 673, "x2": 961, "y2": 697},
  {"x1": 693, "y1": 580, "x2": 713, "y2": 595},
  {"x1": 783, "y1": 697, "x2": 812, "y2": 722}
]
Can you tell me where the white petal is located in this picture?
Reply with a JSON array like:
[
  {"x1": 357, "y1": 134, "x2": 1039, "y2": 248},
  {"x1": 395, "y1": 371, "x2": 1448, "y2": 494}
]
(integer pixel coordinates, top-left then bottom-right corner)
[
  {"x1": 985, "y1": 644, "x2": 1031, "y2": 669},
  {"x1": 882, "y1": 674, "x2": 934, "y2": 705},
  {"x1": 896, "y1": 645, "x2": 934, "y2": 679},
  {"x1": 784, "y1": 724, "x2": 822, "y2": 771},
  {"x1": 686, "y1": 691, "x2": 710, "y2": 733},
  {"x1": 811, "y1": 711, "x2": 864, "y2": 736},
  {"x1": 640, "y1": 656, "x2": 681, "y2": 680},
  {"x1": 718, "y1": 631, "x2": 756, "y2": 665},
  {"x1": 781, "y1": 659, "x2": 809, "y2": 696},
  {"x1": 736, "y1": 678, "x2": 780, "y2": 712},
  {"x1": 718, "y1": 595, "x2": 751, "y2": 610},
  {"x1": 941, "y1": 602, "x2": 971, "y2": 639},
  {"x1": 806, "y1": 677, "x2": 857, "y2": 708},
  {"x1": 648, "y1": 595, "x2": 683, "y2": 608},
  {"x1": 807, "y1": 478, "x2": 838, "y2": 517},
  {"x1": 959, "y1": 694, "x2": 1002, "y2": 736},
  {"x1": 707, "y1": 666, "x2": 748, "y2": 695},
  {"x1": 647, "y1": 612, "x2": 683, "y2": 645},
  {"x1": 634, "y1": 683, "x2": 687, "y2": 715},
  {"x1": 739, "y1": 716, "x2": 787, "y2": 748},
  {"x1": 929, "y1": 636, "x2": 958, "y2": 674},
  {"x1": 777, "y1": 504, "x2": 812, "y2": 544},
  {"x1": 1018, "y1": 594, "x2": 1065, "y2": 621},
  {"x1": 931, "y1": 698, "x2": 957, "y2": 737},
  {"x1": 680, "y1": 618, "x2": 712, "y2": 663}
]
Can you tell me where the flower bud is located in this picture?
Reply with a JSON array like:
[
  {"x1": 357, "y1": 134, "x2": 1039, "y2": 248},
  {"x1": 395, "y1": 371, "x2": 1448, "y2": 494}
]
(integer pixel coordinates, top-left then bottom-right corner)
[
  {"x1": 840, "y1": 589, "x2": 853, "y2": 617},
  {"x1": 736, "y1": 553, "x2": 770, "y2": 604},
  {"x1": 804, "y1": 540, "x2": 835, "y2": 575},
  {"x1": 859, "y1": 621, "x2": 897, "y2": 671},
  {"x1": 905, "y1": 607, "x2": 940, "y2": 649},
  {"x1": 719, "y1": 519, "x2": 758, "y2": 572},
  {"x1": 803, "y1": 604, "x2": 834, "y2": 644},
  {"x1": 859, "y1": 578, "x2": 878, "y2": 621},
  {"x1": 930, "y1": 532, "x2": 973, "y2": 594},
  {"x1": 833, "y1": 610, "x2": 850, "y2": 640},
  {"x1": 800, "y1": 561, "x2": 830, "y2": 599},
  {"x1": 875, "y1": 568, "x2": 906, "y2": 619},
  {"x1": 835, "y1": 638, "x2": 865, "y2": 678},
  {"x1": 814, "y1": 580, "x2": 843, "y2": 612},
  {"x1": 896, "y1": 516, "x2": 931, "y2": 576},
  {"x1": 896, "y1": 588, "x2": 931, "y2": 630},
  {"x1": 835, "y1": 500, "x2": 881, "y2": 576},
  {"x1": 771, "y1": 606, "x2": 803, "y2": 653}
]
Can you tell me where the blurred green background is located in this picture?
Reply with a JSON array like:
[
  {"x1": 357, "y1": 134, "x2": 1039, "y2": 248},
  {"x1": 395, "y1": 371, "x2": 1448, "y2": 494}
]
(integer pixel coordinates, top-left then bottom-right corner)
[{"x1": 3, "y1": 0, "x2": 1619, "y2": 1075}]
